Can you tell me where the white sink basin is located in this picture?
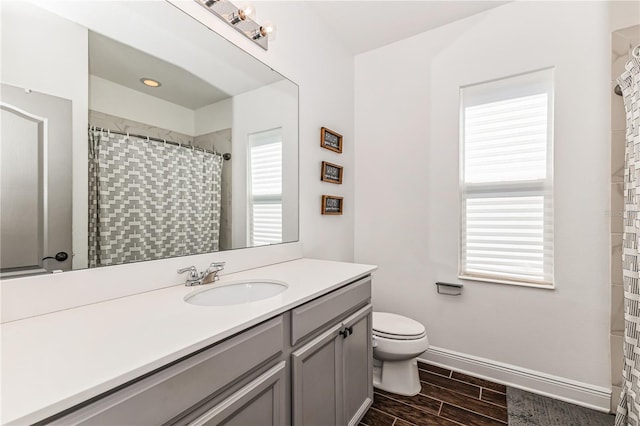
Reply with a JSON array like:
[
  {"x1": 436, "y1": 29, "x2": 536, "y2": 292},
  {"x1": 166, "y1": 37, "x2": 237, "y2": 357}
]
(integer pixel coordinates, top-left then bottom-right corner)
[{"x1": 184, "y1": 280, "x2": 288, "y2": 306}]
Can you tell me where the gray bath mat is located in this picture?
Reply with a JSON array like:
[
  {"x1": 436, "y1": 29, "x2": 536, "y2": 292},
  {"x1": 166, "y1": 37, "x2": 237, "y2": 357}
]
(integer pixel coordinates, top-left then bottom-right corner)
[{"x1": 506, "y1": 387, "x2": 614, "y2": 425}]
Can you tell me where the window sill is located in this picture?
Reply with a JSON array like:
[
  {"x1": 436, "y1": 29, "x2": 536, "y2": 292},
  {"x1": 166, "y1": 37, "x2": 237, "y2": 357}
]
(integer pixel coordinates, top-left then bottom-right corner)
[{"x1": 457, "y1": 275, "x2": 555, "y2": 290}]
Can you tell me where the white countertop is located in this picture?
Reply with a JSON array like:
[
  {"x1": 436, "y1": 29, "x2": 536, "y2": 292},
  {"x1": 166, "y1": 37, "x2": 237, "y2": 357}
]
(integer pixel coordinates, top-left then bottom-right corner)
[{"x1": 1, "y1": 258, "x2": 376, "y2": 425}]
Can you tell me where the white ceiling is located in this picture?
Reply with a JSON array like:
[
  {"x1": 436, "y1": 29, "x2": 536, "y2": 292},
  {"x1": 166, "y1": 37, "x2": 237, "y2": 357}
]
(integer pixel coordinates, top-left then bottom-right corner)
[
  {"x1": 89, "y1": 32, "x2": 231, "y2": 110},
  {"x1": 307, "y1": 1, "x2": 509, "y2": 54}
]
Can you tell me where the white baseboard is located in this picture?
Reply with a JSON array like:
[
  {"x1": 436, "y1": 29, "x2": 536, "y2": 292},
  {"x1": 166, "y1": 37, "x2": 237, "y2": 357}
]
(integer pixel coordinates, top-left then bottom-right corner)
[{"x1": 419, "y1": 346, "x2": 612, "y2": 413}]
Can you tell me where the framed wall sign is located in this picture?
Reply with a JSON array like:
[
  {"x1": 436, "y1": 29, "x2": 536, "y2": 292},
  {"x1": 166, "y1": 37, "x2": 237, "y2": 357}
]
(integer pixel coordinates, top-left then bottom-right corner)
[
  {"x1": 321, "y1": 161, "x2": 343, "y2": 184},
  {"x1": 322, "y1": 195, "x2": 343, "y2": 215},
  {"x1": 321, "y1": 127, "x2": 343, "y2": 153}
]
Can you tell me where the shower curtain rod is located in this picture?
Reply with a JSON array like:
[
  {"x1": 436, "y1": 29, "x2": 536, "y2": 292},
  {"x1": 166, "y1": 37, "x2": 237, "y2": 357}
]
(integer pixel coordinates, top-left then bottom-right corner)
[{"x1": 89, "y1": 126, "x2": 230, "y2": 160}]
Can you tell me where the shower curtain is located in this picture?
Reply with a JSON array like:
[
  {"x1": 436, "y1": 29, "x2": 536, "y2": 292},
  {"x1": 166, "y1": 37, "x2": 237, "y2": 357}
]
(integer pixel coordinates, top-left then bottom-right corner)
[
  {"x1": 617, "y1": 52, "x2": 640, "y2": 426},
  {"x1": 88, "y1": 130, "x2": 223, "y2": 267}
]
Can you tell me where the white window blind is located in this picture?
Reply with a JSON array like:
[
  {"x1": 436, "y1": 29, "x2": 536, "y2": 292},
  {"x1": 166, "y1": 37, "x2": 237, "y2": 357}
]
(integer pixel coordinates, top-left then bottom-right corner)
[
  {"x1": 460, "y1": 69, "x2": 554, "y2": 286},
  {"x1": 249, "y1": 129, "x2": 283, "y2": 246}
]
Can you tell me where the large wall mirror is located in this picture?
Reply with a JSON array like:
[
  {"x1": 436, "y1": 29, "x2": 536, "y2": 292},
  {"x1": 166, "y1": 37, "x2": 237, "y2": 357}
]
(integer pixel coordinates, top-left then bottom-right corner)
[{"x1": 0, "y1": 1, "x2": 299, "y2": 278}]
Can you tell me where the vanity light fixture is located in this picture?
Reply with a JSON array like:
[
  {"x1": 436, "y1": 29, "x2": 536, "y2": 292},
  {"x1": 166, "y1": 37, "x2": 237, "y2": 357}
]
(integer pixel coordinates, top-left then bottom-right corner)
[
  {"x1": 140, "y1": 78, "x2": 161, "y2": 88},
  {"x1": 196, "y1": 0, "x2": 274, "y2": 50}
]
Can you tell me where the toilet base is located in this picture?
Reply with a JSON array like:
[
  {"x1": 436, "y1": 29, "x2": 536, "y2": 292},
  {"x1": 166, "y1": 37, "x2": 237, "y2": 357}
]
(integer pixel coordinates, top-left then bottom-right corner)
[{"x1": 372, "y1": 358, "x2": 421, "y2": 396}]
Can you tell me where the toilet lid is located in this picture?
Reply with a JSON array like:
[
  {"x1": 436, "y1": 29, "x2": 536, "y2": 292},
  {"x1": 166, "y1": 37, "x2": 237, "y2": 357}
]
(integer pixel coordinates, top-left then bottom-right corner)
[{"x1": 372, "y1": 312, "x2": 426, "y2": 340}]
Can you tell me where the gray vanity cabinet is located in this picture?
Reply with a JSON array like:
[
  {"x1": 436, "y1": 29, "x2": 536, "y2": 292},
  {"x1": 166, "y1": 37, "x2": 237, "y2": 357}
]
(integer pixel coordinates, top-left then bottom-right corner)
[
  {"x1": 291, "y1": 277, "x2": 373, "y2": 426},
  {"x1": 43, "y1": 276, "x2": 373, "y2": 426}
]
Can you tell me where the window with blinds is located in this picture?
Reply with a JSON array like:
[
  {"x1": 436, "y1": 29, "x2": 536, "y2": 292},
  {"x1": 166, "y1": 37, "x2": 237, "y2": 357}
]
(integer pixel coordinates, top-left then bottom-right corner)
[
  {"x1": 249, "y1": 129, "x2": 283, "y2": 246},
  {"x1": 460, "y1": 69, "x2": 554, "y2": 286}
]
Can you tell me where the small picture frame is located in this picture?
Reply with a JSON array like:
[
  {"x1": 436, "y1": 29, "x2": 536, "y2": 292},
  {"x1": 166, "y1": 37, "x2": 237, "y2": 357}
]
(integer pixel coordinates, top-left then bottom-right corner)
[
  {"x1": 321, "y1": 161, "x2": 343, "y2": 184},
  {"x1": 322, "y1": 195, "x2": 343, "y2": 215},
  {"x1": 321, "y1": 127, "x2": 343, "y2": 153}
]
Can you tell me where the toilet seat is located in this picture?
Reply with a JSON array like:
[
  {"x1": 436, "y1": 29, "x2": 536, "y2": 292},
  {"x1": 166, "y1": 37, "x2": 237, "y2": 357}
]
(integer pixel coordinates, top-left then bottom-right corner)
[{"x1": 373, "y1": 312, "x2": 426, "y2": 341}]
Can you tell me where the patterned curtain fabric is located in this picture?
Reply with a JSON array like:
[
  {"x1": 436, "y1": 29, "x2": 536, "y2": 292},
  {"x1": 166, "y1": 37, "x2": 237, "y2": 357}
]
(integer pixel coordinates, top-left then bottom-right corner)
[
  {"x1": 88, "y1": 130, "x2": 223, "y2": 267},
  {"x1": 617, "y1": 53, "x2": 640, "y2": 426}
]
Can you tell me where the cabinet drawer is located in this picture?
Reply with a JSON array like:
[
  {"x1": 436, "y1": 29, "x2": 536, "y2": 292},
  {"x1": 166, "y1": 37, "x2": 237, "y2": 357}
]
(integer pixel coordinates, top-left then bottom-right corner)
[
  {"x1": 50, "y1": 316, "x2": 284, "y2": 425},
  {"x1": 187, "y1": 361, "x2": 287, "y2": 426},
  {"x1": 291, "y1": 276, "x2": 371, "y2": 345}
]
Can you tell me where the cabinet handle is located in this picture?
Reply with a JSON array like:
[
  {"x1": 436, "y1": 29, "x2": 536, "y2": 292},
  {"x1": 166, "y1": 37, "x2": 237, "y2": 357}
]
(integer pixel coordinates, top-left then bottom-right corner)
[{"x1": 339, "y1": 326, "x2": 353, "y2": 339}]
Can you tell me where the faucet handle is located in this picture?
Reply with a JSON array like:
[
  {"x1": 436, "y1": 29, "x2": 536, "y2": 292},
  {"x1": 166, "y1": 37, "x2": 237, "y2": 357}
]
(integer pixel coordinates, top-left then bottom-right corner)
[
  {"x1": 177, "y1": 266, "x2": 199, "y2": 278},
  {"x1": 209, "y1": 261, "x2": 226, "y2": 269},
  {"x1": 201, "y1": 262, "x2": 225, "y2": 285},
  {"x1": 178, "y1": 266, "x2": 204, "y2": 286}
]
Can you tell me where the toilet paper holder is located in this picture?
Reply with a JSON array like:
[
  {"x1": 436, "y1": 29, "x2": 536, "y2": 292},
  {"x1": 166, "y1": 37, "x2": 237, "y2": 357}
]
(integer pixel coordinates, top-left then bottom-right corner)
[{"x1": 435, "y1": 282, "x2": 463, "y2": 296}]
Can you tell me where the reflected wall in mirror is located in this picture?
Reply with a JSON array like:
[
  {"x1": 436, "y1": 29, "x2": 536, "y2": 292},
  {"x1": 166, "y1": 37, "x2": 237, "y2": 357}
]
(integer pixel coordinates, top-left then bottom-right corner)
[{"x1": 0, "y1": 1, "x2": 299, "y2": 278}]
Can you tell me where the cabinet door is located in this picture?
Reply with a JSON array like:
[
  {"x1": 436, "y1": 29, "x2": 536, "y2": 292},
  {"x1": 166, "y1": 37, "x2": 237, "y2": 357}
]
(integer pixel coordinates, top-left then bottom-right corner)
[
  {"x1": 188, "y1": 361, "x2": 287, "y2": 426},
  {"x1": 291, "y1": 323, "x2": 343, "y2": 426},
  {"x1": 342, "y1": 304, "x2": 373, "y2": 426}
]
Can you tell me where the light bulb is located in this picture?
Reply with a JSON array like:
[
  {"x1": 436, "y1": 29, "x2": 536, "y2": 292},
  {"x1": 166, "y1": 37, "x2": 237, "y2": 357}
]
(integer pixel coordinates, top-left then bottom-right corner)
[
  {"x1": 260, "y1": 21, "x2": 276, "y2": 40},
  {"x1": 230, "y1": 3, "x2": 255, "y2": 24},
  {"x1": 239, "y1": 4, "x2": 256, "y2": 20}
]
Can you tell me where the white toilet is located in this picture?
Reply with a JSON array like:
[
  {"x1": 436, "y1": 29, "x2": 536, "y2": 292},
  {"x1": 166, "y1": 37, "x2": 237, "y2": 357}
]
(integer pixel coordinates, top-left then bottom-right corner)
[{"x1": 372, "y1": 312, "x2": 429, "y2": 396}]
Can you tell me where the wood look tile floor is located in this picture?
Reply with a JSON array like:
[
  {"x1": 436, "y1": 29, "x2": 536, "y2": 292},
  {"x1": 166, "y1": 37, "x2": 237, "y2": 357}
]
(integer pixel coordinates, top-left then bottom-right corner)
[{"x1": 360, "y1": 362, "x2": 508, "y2": 426}]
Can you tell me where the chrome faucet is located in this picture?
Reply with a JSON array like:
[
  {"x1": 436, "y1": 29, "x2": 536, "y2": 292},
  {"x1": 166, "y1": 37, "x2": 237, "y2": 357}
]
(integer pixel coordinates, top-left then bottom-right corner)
[{"x1": 178, "y1": 262, "x2": 226, "y2": 286}]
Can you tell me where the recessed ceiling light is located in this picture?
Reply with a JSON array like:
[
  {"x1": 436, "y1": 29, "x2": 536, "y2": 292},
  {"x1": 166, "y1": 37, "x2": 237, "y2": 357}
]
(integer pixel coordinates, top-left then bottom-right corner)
[{"x1": 140, "y1": 78, "x2": 161, "y2": 88}]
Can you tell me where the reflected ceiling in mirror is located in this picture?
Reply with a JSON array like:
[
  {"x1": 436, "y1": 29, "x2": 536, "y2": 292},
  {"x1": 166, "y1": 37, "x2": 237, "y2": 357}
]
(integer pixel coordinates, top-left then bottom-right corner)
[{"x1": 0, "y1": 1, "x2": 299, "y2": 279}]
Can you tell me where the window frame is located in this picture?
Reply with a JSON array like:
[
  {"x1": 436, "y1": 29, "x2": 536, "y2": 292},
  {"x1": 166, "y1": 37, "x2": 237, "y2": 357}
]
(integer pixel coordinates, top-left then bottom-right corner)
[{"x1": 458, "y1": 68, "x2": 555, "y2": 288}]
